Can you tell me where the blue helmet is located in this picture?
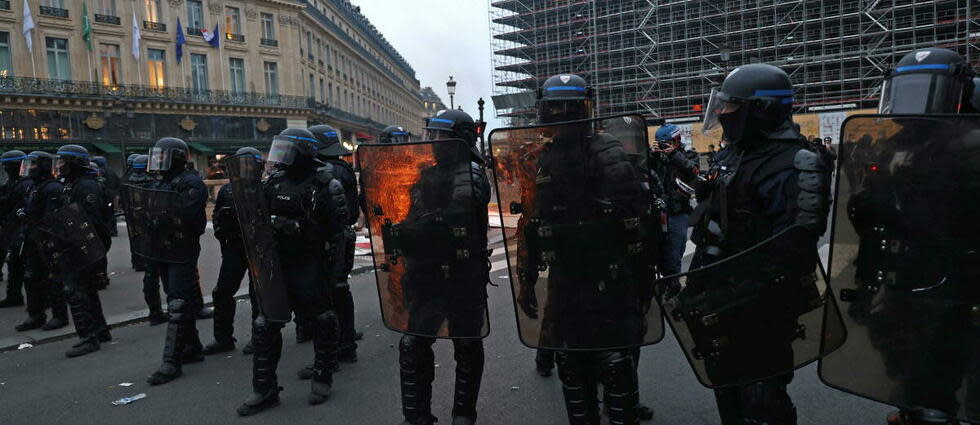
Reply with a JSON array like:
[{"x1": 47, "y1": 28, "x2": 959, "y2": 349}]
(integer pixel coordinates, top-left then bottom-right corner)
[{"x1": 655, "y1": 124, "x2": 682, "y2": 143}]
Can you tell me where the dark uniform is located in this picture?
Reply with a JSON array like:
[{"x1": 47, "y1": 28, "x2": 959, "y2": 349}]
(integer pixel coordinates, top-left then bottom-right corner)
[
  {"x1": 693, "y1": 64, "x2": 831, "y2": 424},
  {"x1": 55, "y1": 145, "x2": 113, "y2": 358},
  {"x1": 15, "y1": 152, "x2": 69, "y2": 332},
  {"x1": 145, "y1": 138, "x2": 208, "y2": 386},
  {"x1": 0, "y1": 150, "x2": 28, "y2": 308},
  {"x1": 203, "y1": 147, "x2": 262, "y2": 355},
  {"x1": 237, "y1": 128, "x2": 347, "y2": 416}
]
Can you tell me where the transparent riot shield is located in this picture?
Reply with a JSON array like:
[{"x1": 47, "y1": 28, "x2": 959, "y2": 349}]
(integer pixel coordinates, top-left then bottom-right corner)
[
  {"x1": 819, "y1": 114, "x2": 980, "y2": 421},
  {"x1": 653, "y1": 225, "x2": 838, "y2": 388},
  {"x1": 123, "y1": 185, "x2": 195, "y2": 264},
  {"x1": 357, "y1": 139, "x2": 490, "y2": 339},
  {"x1": 487, "y1": 115, "x2": 664, "y2": 351},
  {"x1": 32, "y1": 203, "x2": 107, "y2": 277},
  {"x1": 223, "y1": 153, "x2": 291, "y2": 324}
]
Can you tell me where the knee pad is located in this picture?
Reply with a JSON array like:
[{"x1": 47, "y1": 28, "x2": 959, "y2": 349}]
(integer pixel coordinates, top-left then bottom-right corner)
[
  {"x1": 167, "y1": 299, "x2": 187, "y2": 321},
  {"x1": 252, "y1": 315, "x2": 284, "y2": 334},
  {"x1": 740, "y1": 379, "x2": 797, "y2": 425},
  {"x1": 316, "y1": 310, "x2": 338, "y2": 326},
  {"x1": 399, "y1": 335, "x2": 434, "y2": 360}
]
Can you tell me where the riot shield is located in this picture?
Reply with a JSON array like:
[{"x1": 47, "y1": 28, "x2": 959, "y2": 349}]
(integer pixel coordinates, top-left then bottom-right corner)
[
  {"x1": 819, "y1": 114, "x2": 980, "y2": 421},
  {"x1": 123, "y1": 185, "x2": 195, "y2": 264},
  {"x1": 224, "y1": 153, "x2": 291, "y2": 324},
  {"x1": 487, "y1": 115, "x2": 664, "y2": 351},
  {"x1": 32, "y1": 203, "x2": 107, "y2": 277},
  {"x1": 357, "y1": 139, "x2": 490, "y2": 339},
  {"x1": 653, "y1": 225, "x2": 838, "y2": 388}
]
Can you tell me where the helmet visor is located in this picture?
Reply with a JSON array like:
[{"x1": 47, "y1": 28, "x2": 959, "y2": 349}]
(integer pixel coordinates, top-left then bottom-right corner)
[
  {"x1": 422, "y1": 128, "x2": 456, "y2": 142},
  {"x1": 148, "y1": 147, "x2": 174, "y2": 172},
  {"x1": 268, "y1": 136, "x2": 299, "y2": 166},
  {"x1": 19, "y1": 156, "x2": 37, "y2": 177},
  {"x1": 701, "y1": 88, "x2": 741, "y2": 136},
  {"x1": 538, "y1": 99, "x2": 593, "y2": 124},
  {"x1": 879, "y1": 73, "x2": 966, "y2": 114}
]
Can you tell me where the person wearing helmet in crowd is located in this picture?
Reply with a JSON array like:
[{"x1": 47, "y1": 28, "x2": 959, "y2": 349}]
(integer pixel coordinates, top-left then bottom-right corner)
[
  {"x1": 652, "y1": 125, "x2": 700, "y2": 279},
  {"x1": 236, "y1": 128, "x2": 348, "y2": 415},
  {"x1": 54, "y1": 145, "x2": 114, "y2": 358},
  {"x1": 121, "y1": 154, "x2": 169, "y2": 325},
  {"x1": 15, "y1": 151, "x2": 69, "y2": 332},
  {"x1": 0, "y1": 150, "x2": 28, "y2": 308},
  {"x1": 379, "y1": 125, "x2": 411, "y2": 144},
  {"x1": 143, "y1": 137, "x2": 209, "y2": 385},
  {"x1": 202, "y1": 147, "x2": 263, "y2": 357}
]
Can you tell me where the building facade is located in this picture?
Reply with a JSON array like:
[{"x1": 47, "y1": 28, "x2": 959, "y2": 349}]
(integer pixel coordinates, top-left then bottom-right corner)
[
  {"x1": 0, "y1": 0, "x2": 424, "y2": 168},
  {"x1": 419, "y1": 86, "x2": 447, "y2": 117},
  {"x1": 491, "y1": 0, "x2": 980, "y2": 125}
]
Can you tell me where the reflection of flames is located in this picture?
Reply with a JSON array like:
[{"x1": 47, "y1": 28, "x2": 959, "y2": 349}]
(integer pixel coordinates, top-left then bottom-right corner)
[{"x1": 363, "y1": 144, "x2": 435, "y2": 331}]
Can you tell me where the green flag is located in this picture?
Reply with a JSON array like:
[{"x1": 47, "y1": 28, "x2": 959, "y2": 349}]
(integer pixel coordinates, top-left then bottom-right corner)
[{"x1": 81, "y1": 3, "x2": 92, "y2": 51}]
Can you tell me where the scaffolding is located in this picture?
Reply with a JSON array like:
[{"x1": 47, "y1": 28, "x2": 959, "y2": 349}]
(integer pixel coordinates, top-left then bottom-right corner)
[{"x1": 490, "y1": 0, "x2": 980, "y2": 125}]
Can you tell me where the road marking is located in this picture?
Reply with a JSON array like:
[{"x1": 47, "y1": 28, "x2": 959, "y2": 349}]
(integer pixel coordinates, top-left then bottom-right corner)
[{"x1": 489, "y1": 258, "x2": 509, "y2": 272}]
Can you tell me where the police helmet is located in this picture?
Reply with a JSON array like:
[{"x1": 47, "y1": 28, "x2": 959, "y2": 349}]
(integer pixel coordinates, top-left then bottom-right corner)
[
  {"x1": 308, "y1": 124, "x2": 352, "y2": 157},
  {"x1": 92, "y1": 156, "x2": 108, "y2": 169},
  {"x1": 235, "y1": 147, "x2": 263, "y2": 159},
  {"x1": 148, "y1": 137, "x2": 190, "y2": 172},
  {"x1": 20, "y1": 151, "x2": 54, "y2": 178},
  {"x1": 701, "y1": 64, "x2": 798, "y2": 144},
  {"x1": 536, "y1": 74, "x2": 594, "y2": 124},
  {"x1": 55, "y1": 145, "x2": 92, "y2": 178},
  {"x1": 1, "y1": 150, "x2": 26, "y2": 175},
  {"x1": 423, "y1": 109, "x2": 478, "y2": 146},
  {"x1": 131, "y1": 154, "x2": 149, "y2": 172},
  {"x1": 126, "y1": 153, "x2": 139, "y2": 168},
  {"x1": 268, "y1": 128, "x2": 320, "y2": 167},
  {"x1": 379, "y1": 125, "x2": 410, "y2": 144},
  {"x1": 879, "y1": 48, "x2": 975, "y2": 115}
]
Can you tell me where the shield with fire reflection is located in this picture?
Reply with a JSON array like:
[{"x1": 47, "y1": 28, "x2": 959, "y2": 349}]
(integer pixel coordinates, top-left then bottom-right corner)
[{"x1": 357, "y1": 139, "x2": 490, "y2": 339}]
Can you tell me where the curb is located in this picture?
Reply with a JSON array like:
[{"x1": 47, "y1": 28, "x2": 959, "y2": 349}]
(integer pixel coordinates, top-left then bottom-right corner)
[{"x1": 1, "y1": 265, "x2": 377, "y2": 353}]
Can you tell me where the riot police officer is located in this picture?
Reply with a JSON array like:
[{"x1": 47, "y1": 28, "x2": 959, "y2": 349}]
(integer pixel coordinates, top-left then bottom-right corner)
[
  {"x1": 693, "y1": 64, "x2": 831, "y2": 424},
  {"x1": 203, "y1": 147, "x2": 262, "y2": 355},
  {"x1": 390, "y1": 109, "x2": 491, "y2": 425},
  {"x1": 55, "y1": 145, "x2": 113, "y2": 357},
  {"x1": 310, "y1": 124, "x2": 361, "y2": 363},
  {"x1": 16, "y1": 151, "x2": 68, "y2": 331},
  {"x1": 0, "y1": 150, "x2": 28, "y2": 308},
  {"x1": 379, "y1": 125, "x2": 411, "y2": 144},
  {"x1": 144, "y1": 137, "x2": 208, "y2": 385},
  {"x1": 237, "y1": 128, "x2": 348, "y2": 415},
  {"x1": 124, "y1": 155, "x2": 167, "y2": 324}
]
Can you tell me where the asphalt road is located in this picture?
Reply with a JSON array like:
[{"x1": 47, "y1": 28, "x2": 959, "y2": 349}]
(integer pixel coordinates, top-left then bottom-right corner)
[{"x1": 0, "y1": 231, "x2": 892, "y2": 425}]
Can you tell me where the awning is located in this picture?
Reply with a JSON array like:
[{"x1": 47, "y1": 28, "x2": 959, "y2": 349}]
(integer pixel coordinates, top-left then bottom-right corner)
[
  {"x1": 187, "y1": 142, "x2": 215, "y2": 154},
  {"x1": 355, "y1": 132, "x2": 373, "y2": 140},
  {"x1": 92, "y1": 142, "x2": 122, "y2": 154}
]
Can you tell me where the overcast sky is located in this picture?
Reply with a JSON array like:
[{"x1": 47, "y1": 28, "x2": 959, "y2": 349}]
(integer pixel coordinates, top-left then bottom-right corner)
[{"x1": 351, "y1": 0, "x2": 506, "y2": 131}]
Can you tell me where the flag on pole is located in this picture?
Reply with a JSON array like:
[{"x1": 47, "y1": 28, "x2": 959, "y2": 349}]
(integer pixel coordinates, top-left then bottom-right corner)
[
  {"x1": 81, "y1": 3, "x2": 93, "y2": 51},
  {"x1": 175, "y1": 18, "x2": 186, "y2": 63},
  {"x1": 202, "y1": 23, "x2": 220, "y2": 48},
  {"x1": 131, "y1": 11, "x2": 141, "y2": 59},
  {"x1": 22, "y1": 0, "x2": 34, "y2": 53}
]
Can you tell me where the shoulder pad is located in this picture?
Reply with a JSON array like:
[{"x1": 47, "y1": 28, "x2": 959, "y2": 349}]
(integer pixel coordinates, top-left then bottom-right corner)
[
  {"x1": 315, "y1": 169, "x2": 335, "y2": 186},
  {"x1": 794, "y1": 148, "x2": 827, "y2": 172},
  {"x1": 327, "y1": 179, "x2": 345, "y2": 195}
]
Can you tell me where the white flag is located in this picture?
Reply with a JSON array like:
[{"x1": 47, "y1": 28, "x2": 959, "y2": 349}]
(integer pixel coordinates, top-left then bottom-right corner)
[
  {"x1": 22, "y1": 0, "x2": 34, "y2": 53},
  {"x1": 131, "y1": 11, "x2": 141, "y2": 59}
]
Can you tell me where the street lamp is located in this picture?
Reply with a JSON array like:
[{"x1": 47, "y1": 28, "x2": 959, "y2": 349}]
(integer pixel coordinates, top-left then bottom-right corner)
[{"x1": 446, "y1": 76, "x2": 457, "y2": 109}]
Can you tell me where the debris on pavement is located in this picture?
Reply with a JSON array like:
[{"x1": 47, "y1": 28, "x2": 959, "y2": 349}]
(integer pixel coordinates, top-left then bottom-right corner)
[
  {"x1": 118, "y1": 382, "x2": 133, "y2": 387},
  {"x1": 112, "y1": 393, "x2": 147, "y2": 406},
  {"x1": 17, "y1": 343, "x2": 33, "y2": 350}
]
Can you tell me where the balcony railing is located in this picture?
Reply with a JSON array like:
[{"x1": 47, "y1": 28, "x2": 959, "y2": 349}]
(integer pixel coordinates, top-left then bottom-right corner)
[
  {"x1": 226, "y1": 33, "x2": 245, "y2": 43},
  {"x1": 143, "y1": 21, "x2": 166, "y2": 32},
  {"x1": 260, "y1": 38, "x2": 279, "y2": 47},
  {"x1": 0, "y1": 77, "x2": 311, "y2": 109},
  {"x1": 95, "y1": 14, "x2": 120, "y2": 25},
  {"x1": 308, "y1": 100, "x2": 386, "y2": 131},
  {"x1": 186, "y1": 27, "x2": 205, "y2": 37},
  {"x1": 0, "y1": 1, "x2": 11, "y2": 11},
  {"x1": 39, "y1": 6, "x2": 69, "y2": 18}
]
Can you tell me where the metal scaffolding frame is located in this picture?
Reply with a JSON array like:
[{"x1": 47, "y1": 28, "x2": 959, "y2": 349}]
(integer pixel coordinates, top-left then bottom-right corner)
[{"x1": 490, "y1": 0, "x2": 980, "y2": 124}]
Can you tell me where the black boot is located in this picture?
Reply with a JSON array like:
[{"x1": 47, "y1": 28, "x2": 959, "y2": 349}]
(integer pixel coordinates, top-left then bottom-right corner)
[
  {"x1": 536, "y1": 349, "x2": 555, "y2": 377},
  {"x1": 238, "y1": 316, "x2": 283, "y2": 416},
  {"x1": 148, "y1": 300, "x2": 187, "y2": 385},
  {"x1": 297, "y1": 365, "x2": 314, "y2": 380},
  {"x1": 208, "y1": 285, "x2": 237, "y2": 355},
  {"x1": 15, "y1": 314, "x2": 46, "y2": 332},
  {"x1": 42, "y1": 315, "x2": 68, "y2": 331},
  {"x1": 309, "y1": 311, "x2": 338, "y2": 405},
  {"x1": 242, "y1": 340, "x2": 254, "y2": 355},
  {"x1": 598, "y1": 352, "x2": 639, "y2": 425},
  {"x1": 399, "y1": 335, "x2": 437, "y2": 425},
  {"x1": 145, "y1": 285, "x2": 167, "y2": 325},
  {"x1": 65, "y1": 338, "x2": 100, "y2": 358},
  {"x1": 556, "y1": 352, "x2": 600, "y2": 425},
  {"x1": 295, "y1": 319, "x2": 312, "y2": 343},
  {"x1": 334, "y1": 285, "x2": 358, "y2": 362},
  {"x1": 203, "y1": 339, "x2": 236, "y2": 355},
  {"x1": 148, "y1": 310, "x2": 168, "y2": 326},
  {"x1": 64, "y1": 276, "x2": 101, "y2": 358},
  {"x1": 451, "y1": 339, "x2": 484, "y2": 424}
]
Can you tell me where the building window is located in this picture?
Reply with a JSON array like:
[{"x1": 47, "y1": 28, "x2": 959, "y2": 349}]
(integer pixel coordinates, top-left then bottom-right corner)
[
  {"x1": 309, "y1": 73, "x2": 315, "y2": 98},
  {"x1": 306, "y1": 31, "x2": 313, "y2": 61},
  {"x1": 147, "y1": 48, "x2": 165, "y2": 89},
  {"x1": 191, "y1": 53, "x2": 208, "y2": 93},
  {"x1": 225, "y1": 7, "x2": 242, "y2": 36},
  {"x1": 45, "y1": 37, "x2": 70, "y2": 80},
  {"x1": 261, "y1": 13, "x2": 275, "y2": 40},
  {"x1": 0, "y1": 32, "x2": 11, "y2": 77},
  {"x1": 186, "y1": 0, "x2": 204, "y2": 32},
  {"x1": 144, "y1": 0, "x2": 161, "y2": 23},
  {"x1": 319, "y1": 78, "x2": 325, "y2": 103},
  {"x1": 264, "y1": 62, "x2": 278, "y2": 96},
  {"x1": 97, "y1": 0, "x2": 116, "y2": 15},
  {"x1": 42, "y1": 0, "x2": 64, "y2": 7},
  {"x1": 99, "y1": 43, "x2": 122, "y2": 87},
  {"x1": 229, "y1": 57, "x2": 245, "y2": 94}
]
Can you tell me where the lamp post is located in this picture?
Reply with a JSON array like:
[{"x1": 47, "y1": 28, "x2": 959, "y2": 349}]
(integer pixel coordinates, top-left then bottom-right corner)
[
  {"x1": 446, "y1": 76, "x2": 457, "y2": 109},
  {"x1": 477, "y1": 97, "x2": 486, "y2": 156},
  {"x1": 719, "y1": 43, "x2": 732, "y2": 75}
]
